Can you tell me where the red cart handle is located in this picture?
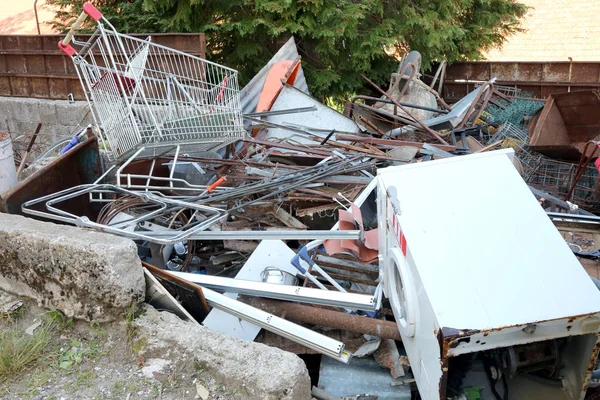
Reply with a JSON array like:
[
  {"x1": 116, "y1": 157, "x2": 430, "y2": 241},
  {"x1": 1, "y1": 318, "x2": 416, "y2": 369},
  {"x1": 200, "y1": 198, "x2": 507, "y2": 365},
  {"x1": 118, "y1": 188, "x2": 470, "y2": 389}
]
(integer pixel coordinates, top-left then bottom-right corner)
[{"x1": 58, "y1": 2, "x2": 103, "y2": 56}]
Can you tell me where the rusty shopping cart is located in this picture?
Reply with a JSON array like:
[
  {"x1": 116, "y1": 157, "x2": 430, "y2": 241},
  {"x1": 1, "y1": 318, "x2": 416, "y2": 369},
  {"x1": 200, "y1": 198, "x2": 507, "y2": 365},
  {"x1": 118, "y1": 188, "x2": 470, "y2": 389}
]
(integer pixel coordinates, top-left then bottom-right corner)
[{"x1": 59, "y1": 3, "x2": 245, "y2": 161}]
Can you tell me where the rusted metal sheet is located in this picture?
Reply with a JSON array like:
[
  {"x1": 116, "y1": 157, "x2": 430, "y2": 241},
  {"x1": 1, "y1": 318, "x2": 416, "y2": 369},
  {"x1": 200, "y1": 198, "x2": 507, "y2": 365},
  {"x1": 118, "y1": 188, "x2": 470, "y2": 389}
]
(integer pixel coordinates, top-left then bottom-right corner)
[
  {"x1": 143, "y1": 262, "x2": 210, "y2": 323},
  {"x1": 0, "y1": 136, "x2": 102, "y2": 220},
  {"x1": 529, "y1": 90, "x2": 600, "y2": 160},
  {"x1": 0, "y1": 33, "x2": 206, "y2": 100},
  {"x1": 443, "y1": 61, "x2": 600, "y2": 101}
]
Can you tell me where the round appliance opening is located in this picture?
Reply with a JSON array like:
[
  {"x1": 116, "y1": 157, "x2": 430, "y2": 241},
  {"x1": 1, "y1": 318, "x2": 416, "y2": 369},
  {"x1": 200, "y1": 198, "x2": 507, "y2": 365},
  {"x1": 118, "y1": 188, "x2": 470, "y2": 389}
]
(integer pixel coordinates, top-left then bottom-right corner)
[{"x1": 388, "y1": 247, "x2": 417, "y2": 337}]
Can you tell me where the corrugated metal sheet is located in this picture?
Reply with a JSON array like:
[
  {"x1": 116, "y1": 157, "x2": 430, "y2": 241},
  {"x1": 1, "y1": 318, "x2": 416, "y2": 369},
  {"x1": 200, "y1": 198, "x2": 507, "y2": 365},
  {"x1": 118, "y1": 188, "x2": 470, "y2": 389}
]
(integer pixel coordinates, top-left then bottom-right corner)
[
  {"x1": 0, "y1": 34, "x2": 206, "y2": 100},
  {"x1": 239, "y1": 37, "x2": 309, "y2": 118},
  {"x1": 443, "y1": 61, "x2": 600, "y2": 101},
  {"x1": 318, "y1": 355, "x2": 411, "y2": 399}
]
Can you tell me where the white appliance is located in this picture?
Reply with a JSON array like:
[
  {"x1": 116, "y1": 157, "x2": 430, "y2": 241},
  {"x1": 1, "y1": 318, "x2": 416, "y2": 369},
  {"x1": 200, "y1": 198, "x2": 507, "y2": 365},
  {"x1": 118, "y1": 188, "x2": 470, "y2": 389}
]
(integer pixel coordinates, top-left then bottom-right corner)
[{"x1": 377, "y1": 149, "x2": 600, "y2": 400}]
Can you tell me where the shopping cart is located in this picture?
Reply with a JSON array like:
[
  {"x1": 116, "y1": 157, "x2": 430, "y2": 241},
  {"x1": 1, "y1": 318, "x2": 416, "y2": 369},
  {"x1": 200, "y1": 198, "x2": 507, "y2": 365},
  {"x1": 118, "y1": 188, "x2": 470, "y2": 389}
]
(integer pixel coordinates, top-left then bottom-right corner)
[{"x1": 59, "y1": 3, "x2": 245, "y2": 161}]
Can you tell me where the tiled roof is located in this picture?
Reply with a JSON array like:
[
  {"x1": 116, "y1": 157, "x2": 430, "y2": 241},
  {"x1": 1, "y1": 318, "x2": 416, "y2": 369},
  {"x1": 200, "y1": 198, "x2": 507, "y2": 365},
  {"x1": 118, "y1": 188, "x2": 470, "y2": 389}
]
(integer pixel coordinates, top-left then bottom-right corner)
[
  {"x1": 0, "y1": 0, "x2": 57, "y2": 34},
  {"x1": 484, "y1": 0, "x2": 600, "y2": 61}
]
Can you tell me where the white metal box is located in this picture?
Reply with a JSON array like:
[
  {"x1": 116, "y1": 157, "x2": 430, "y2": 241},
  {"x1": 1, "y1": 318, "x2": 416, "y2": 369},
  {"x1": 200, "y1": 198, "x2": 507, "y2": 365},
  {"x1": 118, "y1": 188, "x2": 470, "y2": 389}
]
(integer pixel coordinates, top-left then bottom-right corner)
[{"x1": 377, "y1": 149, "x2": 600, "y2": 400}]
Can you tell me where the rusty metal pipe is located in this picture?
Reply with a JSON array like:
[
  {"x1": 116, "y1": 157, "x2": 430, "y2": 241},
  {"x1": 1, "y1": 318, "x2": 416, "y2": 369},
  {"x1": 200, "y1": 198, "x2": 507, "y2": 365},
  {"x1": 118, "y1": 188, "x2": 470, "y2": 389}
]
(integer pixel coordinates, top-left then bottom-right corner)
[
  {"x1": 351, "y1": 95, "x2": 448, "y2": 114},
  {"x1": 33, "y1": 0, "x2": 41, "y2": 35},
  {"x1": 358, "y1": 115, "x2": 387, "y2": 137},
  {"x1": 243, "y1": 297, "x2": 401, "y2": 341},
  {"x1": 390, "y1": 61, "x2": 418, "y2": 99},
  {"x1": 335, "y1": 134, "x2": 456, "y2": 152},
  {"x1": 352, "y1": 102, "x2": 416, "y2": 125},
  {"x1": 361, "y1": 74, "x2": 450, "y2": 145}
]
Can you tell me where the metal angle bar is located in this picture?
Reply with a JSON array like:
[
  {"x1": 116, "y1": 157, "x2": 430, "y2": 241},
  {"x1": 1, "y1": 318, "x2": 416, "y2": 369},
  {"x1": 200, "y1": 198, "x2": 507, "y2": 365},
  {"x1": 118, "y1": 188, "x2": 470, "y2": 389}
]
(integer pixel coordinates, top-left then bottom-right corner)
[
  {"x1": 244, "y1": 106, "x2": 317, "y2": 117},
  {"x1": 546, "y1": 212, "x2": 600, "y2": 223},
  {"x1": 167, "y1": 270, "x2": 376, "y2": 310},
  {"x1": 143, "y1": 228, "x2": 362, "y2": 241},
  {"x1": 351, "y1": 95, "x2": 449, "y2": 114},
  {"x1": 200, "y1": 286, "x2": 351, "y2": 362}
]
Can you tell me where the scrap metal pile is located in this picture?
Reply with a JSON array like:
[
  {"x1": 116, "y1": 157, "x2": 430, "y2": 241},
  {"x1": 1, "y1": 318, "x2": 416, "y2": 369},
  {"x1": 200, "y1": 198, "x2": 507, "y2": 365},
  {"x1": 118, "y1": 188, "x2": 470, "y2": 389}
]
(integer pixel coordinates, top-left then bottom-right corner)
[{"x1": 4, "y1": 3, "x2": 600, "y2": 400}]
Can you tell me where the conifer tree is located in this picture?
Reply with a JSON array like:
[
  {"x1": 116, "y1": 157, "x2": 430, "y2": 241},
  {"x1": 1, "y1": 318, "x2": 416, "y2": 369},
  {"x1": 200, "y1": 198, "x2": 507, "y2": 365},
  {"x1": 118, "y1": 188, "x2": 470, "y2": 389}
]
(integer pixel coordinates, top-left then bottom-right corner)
[{"x1": 47, "y1": 0, "x2": 527, "y2": 98}]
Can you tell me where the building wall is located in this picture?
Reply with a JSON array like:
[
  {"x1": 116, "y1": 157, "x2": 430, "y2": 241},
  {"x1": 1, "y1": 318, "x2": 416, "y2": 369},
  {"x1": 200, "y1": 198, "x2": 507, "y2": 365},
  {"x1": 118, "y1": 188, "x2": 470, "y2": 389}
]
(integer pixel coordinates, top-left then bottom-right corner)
[
  {"x1": 485, "y1": 0, "x2": 600, "y2": 62},
  {"x1": 0, "y1": 0, "x2": 57, "y2": 35}
]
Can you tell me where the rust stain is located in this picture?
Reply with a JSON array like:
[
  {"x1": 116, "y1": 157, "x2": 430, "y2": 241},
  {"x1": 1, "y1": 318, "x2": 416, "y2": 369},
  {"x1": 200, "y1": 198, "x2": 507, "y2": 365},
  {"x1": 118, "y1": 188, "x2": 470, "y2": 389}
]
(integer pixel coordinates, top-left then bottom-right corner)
[{"x1": 583, "y1": 338, "x2": 600, "y2": 396}]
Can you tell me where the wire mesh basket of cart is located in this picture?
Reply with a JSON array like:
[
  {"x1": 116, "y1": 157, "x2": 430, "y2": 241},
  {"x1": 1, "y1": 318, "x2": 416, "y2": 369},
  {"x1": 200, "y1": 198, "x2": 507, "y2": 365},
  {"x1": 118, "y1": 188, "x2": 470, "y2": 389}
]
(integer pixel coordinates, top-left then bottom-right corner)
[{"x1": 58, "y1": 3, "x2": 246, "y2": 162}]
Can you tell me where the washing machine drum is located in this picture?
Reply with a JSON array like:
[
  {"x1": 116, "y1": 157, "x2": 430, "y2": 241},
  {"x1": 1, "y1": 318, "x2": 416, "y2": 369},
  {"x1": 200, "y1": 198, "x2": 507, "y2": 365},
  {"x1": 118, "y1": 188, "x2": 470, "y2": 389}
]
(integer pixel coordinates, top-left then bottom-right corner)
[{"x1": 387, "y1": 247, "x2": 418, "y2": 337}]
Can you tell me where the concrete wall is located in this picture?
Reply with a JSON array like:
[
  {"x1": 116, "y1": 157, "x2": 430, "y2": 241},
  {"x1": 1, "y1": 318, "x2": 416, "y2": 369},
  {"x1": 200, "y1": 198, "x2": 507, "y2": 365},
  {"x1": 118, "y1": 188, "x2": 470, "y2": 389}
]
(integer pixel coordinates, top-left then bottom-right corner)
[
  {"x1": 0, "y1": 213, "x2": 145, "y2": 322},
  {"x1": 0, "y1": 97, "x2": 91, "y2": 157}
]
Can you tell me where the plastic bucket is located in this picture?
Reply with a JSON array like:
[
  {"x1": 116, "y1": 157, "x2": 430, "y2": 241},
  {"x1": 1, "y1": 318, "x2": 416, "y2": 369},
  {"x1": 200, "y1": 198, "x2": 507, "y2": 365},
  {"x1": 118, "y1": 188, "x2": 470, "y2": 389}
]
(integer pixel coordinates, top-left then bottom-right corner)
[{"x1": 0, "y1": 132, "x2": 17, "y2": 193}]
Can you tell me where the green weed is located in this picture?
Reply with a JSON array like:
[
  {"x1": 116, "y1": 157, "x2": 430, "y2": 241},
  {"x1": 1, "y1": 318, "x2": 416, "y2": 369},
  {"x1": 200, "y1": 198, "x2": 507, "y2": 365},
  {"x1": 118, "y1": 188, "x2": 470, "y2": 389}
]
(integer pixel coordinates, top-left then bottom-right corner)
[
  {"x1": 47, "y1": 308, "x2": 73, "y2": 330},
  {"x1": 0, "y1": 322, "x2": 53, "y2": 381}
]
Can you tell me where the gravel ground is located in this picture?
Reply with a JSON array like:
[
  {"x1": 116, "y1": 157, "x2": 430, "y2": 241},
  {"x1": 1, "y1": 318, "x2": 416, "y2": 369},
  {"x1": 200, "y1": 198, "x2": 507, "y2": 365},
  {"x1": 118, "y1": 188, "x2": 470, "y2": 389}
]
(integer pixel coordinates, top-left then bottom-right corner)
[{"x1": 0, "y1": 295, "x2": 230, "y2": 400}]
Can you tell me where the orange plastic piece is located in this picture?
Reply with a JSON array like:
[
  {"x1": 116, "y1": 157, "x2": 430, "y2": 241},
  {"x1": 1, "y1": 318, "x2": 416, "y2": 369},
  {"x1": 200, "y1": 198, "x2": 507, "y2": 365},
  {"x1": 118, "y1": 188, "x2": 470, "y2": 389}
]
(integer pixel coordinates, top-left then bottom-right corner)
[
  {"x1": 207, "y1": 176, "x2": 227, "y2": 193},
  {"x1": 255, "y1": 59, "x2": 301, "y2": 113}
]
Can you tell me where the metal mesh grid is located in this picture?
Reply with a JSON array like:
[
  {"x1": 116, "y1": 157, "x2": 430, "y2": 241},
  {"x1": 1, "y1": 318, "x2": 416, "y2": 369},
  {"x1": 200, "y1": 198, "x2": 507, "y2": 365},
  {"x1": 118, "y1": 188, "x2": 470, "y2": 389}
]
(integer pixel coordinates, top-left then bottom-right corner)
[
  {"x1": 520, "y1": 153, "x2": 599, "y2": 206},
  {"x1": 488, "y1": 122, "x2": 529, "y2": 144},
  {"x1": 70, "y1": 23, "x2": 245, "y2": 160},
  {"x1": 476, "y1": 83, "x2": 522, "y2": 98},
  {"x1": 491, "y1": 123, "x2": 600, "y2": 210}
]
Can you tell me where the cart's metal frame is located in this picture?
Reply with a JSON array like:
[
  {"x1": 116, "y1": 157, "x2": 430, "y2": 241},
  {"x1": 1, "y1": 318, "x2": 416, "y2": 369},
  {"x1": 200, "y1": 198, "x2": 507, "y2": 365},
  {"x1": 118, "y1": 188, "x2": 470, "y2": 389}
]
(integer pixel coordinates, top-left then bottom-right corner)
[
  {"x1": 60, "y1": 3, "x2": 245, "y2": 161},
  {"x1": 21, "y1": 184, "x2": 227, "y2": 245}
]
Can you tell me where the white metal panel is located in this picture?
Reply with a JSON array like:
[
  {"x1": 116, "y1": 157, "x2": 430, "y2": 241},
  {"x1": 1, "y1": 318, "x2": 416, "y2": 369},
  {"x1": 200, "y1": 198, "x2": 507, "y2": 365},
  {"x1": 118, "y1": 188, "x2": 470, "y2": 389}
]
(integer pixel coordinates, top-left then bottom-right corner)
[
  {"x1": 377, "y1": 149, "x2": 600, "y2": 331},
  {"x1": 239, "y1": 37, "x2": 309, "y2": 118},
  {"x1": 263, "y1": 85, "x2": 360, "y2": 146},
  {"x1": 201, "y1": 240, "x2": 299, "y2": 340}
]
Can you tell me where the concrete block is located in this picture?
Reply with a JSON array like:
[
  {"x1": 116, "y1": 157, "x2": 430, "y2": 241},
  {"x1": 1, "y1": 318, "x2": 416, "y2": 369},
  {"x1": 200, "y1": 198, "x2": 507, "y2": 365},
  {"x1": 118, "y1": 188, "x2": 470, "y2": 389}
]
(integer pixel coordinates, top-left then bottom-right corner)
[
  {"x1": 38, "y1": 101, "x2": 58, "y2": 122},
  {"x1": 137, "y1": 305, "x2": 311, "y2": 400},
  {"x1": 15, "y1": 121, "x2": 43, "y2": 138},
  {"x1": 12, "y1": 99, "x2": 41, "y2": 123},
  {"x1": 56, "y1": 101, "x2": 89, "y2": 126},
  {"x1": 0, "y1": 214, "x2": 145, "y2": 322}
]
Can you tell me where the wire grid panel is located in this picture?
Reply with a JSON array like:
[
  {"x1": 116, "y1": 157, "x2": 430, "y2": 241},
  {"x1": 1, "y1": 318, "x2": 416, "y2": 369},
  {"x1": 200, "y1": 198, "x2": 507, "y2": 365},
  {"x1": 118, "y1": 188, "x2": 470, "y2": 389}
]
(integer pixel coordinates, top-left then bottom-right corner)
[
  {"x1": 71, "y1": 23, "x2": 245, "y2": 160},
  {"x1": 488, "y1": 122, "x2": 529, "y2": 145},
  {"x1": 523, "y1": 154, "x2": 599, "y2": 201},
  {"x1": 503, "y1": 138, "x2": 600, "y2": 210},
  {"x1": 477, "y1": 83, "x2": 522, "y2": 98}
]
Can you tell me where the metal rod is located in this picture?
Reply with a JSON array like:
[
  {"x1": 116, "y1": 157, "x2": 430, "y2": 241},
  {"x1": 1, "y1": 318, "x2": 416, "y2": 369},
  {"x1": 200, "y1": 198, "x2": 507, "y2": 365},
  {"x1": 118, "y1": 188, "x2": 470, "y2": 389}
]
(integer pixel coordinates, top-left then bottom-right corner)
[
  {"x1": 352, "y1": 102, "x2": 416, "y2": 125},
  {"x1": 357, "y1": 115, "x2": 387, "y2": 136},
  {"x1": 142, "y1": 228, "x2": 362, "y2": 241},
  {"x1": 244, "y1": 106, "x2": 317, "y2": 117},
  {"x1": 361, "y1": 74, "x2": 450, "y2": 145},
  {"x1": 16, "y1": 122, "x2": 42, "y2": 178},
  {"x1": 167, "y1": 270, "x2": 376, "y2": 310},
  {"x1": 244, "y1": 297, "x2": 401, "y2": 341},
  {"x1": 351, "y1": 95, "x2": 448, "y2": 114},
  {"x1": 546, "y1": 212, "x2": 600, "y2": 223},
  {"x1": 335, "y1": 134, "x2": 456, "y2": 152},
  {"x1": 33, "y1": 0, "x2": 41, "y2": 35}
]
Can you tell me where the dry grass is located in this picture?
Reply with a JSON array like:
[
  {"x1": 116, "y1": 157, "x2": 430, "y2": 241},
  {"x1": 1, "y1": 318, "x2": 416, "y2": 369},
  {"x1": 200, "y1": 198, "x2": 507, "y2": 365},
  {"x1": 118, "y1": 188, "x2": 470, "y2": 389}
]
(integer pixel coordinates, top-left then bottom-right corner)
[{"x1": 0, "y1": 322, "x2": 53, "y2": 381}]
